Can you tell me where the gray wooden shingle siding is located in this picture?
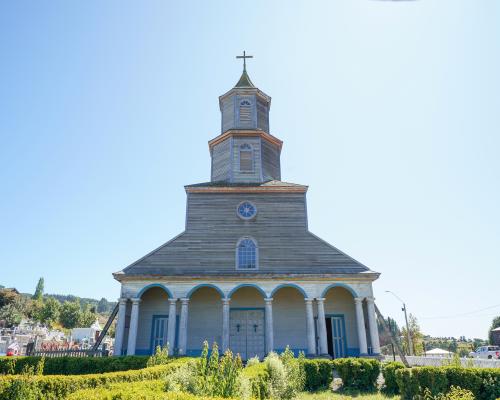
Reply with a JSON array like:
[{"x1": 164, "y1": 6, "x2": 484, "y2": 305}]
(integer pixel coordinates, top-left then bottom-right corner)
[
  {"x1": 220, "y1": 88, "x2": 271, "y2": 133},
  {"x1": 121, "y1": 192, "x2": 371, "y2": 276},
  {"x1": 211, "y1": 138, "x2": 231, "y2": 182},
  {"x1": 261, "y1": 140, "x2": 281, "y2": 181},
  {"x1": 257, "y1": 97, "x2": 269, "y2": 133}
]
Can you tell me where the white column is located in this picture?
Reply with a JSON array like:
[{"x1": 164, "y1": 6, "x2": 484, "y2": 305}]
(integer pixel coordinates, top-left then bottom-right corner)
[
  {"x1": 222, "y1": 298, "x2": 230, "y2": 352},
  {"x1": 126, "y1": 298, "x2": 141, "y2": 355},
  {"x1": 178, "y1": 298, "x2": 189, "y2": 356},
  {"x1": 264, "y1": 297, "x2": 274, "y2": 353},
  {"x1": 354, "y1": 297, "x2": 368, "y2": 355},
  {"x1": 366, "y1": 297, "x2": 381, "y2": 355},
  {"x1": 166, "y1": 298, "x2": 177, "y2": 353},
  {"x1": 305, "y1": 298, "x2": 316, "y2": 356},
  {"x1": 316, "y1": 298, "x2": 328, "y2": 355},
  {"x1": 113, "y1": 298, "x2": 128, "y2": 356}
]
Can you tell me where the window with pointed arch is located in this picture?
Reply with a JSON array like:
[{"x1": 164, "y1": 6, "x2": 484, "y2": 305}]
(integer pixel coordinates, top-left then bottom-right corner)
[
  {"x1": 239, "y1": 143, "x2": 254, "y2": 172},
  {"x1": 236, "y1": 237, "x2": 258, "y2": 270}
]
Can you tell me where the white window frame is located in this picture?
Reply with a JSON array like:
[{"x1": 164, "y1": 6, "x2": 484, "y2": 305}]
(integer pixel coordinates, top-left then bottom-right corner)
[{"x1": 235, "y1": 236, "x2": 259, "y2": 270}]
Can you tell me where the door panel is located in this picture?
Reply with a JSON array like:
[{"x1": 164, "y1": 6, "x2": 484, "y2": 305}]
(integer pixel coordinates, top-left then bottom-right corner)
[
  {"x1": 229, "y1": 309, "x2": 265, "y2": 360},
  {"x1": 151, "y1": 317, "x2": 168, "y2": 351},
  {"x1": 331, "y1": 316, "x2": 346, "y2": 358}
]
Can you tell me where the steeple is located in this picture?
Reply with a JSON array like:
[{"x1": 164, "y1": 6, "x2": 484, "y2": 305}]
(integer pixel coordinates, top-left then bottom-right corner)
[{"x1": 210, "y1": 53, "x2": 282, "y2": 184}]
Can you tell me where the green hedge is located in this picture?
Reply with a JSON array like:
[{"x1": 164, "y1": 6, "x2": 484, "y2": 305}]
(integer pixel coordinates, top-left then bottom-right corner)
[
  {"x1": 66, "y1": 380, "x2": 232, "y2": 400},
  {"x1": 240, "y1": 363, "x2": 269, "y2": 400},
  {"x1": 0, "y1": 358, "x2": 191, "y2": 400},
  {"x1": 302, "y1": 359, "x2": 333, "y2": 391},
  {"x1": 332, "y1": 358, "x2": 380, "y2": 392},
  {"x1": 395, "y1": 366, "x2": 500, "y2": 400},
  {"x1": 0, "y1": 355, "x2": 151, "y2": 375},
  {"x1": 381, "y1": 361, "x2": 405, "y2": 395}
]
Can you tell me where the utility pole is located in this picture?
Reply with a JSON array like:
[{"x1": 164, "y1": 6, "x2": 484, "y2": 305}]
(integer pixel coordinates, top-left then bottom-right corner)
[{"x1": 386, "y1": 291, "x2": 414, "y2": 356}]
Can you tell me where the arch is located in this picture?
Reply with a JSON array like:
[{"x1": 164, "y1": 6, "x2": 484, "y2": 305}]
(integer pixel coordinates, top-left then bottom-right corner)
[
  {"x1": 321, "y1": 283, "x2": 358, "y2": 298},
  {"x1": 136, "y1": 283, "x2": 173, "y2": 299},
  {"x1": 236, "y1": 237, "x2": 258, "y2": 270},
  {"x1": 186, "y1": 284, "x2": 225, "y2": 299},
  {"x1": 228, "y1": 283, "x2": 267, "y2": 299},
  {"x1": 270, "y1": 284, "x2": 308, "y2": 299}
]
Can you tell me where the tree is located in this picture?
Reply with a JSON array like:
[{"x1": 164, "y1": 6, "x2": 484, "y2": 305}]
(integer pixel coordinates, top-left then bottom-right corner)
[
  {"x1": 0, "y1": 288, "x2": 19, "y2": 308},
  {"x1": 401, "y1": 313, "x2": 424, "y2": 355},
  {"x1": 488, "y1": 316, "x2": 500, "y2": 344},
  {"x1": 39, "y1": 297, "x2": 60, "y2": 327},
  {"x1": 79, "y1": 305, "x2": 97, "y2": 327},
  {"x1": 0, "y1": 302, "x2": 23, "y2": 326},
  {"x1": 33, "y1": 277, "x2": 44, "y2": 301},
  {"x1": 97, "y1": 298, "x2": 109, "y2": 313},
  {"x1": 59, "y1": 300, "x2": 81, "y2": 329}
]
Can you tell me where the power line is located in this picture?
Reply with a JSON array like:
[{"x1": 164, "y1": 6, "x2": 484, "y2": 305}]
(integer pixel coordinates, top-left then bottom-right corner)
[{"x1": 421, "y1": 303, "x2": 500, "y2": 320}]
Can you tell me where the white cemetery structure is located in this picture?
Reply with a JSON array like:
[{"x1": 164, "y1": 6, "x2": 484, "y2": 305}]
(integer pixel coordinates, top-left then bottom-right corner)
[{"x1": 112, "y1": 55, "x2": 382, "y2": 359}]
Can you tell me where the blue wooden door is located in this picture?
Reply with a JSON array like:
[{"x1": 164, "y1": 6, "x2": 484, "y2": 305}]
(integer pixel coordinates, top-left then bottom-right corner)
[
  {"x1": 331, "y1": 316, "x2": 346, "y2": 358},
  {"x1": 151, "y1": 317, "x2": 168, "y2": 350}
]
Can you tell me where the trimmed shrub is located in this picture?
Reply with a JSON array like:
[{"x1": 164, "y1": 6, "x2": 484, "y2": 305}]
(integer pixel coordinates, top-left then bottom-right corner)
[
  {"x1": 332, "y1": 358, "x2": 380, "y2": 392},
  {"x1": 302, "y1": 359, "x2": 333, "y2": 391},
  {"x1": 240, "y1": 363, "x2": 269, "y2": 400},
  {"x1": 0, "y1": 355, "x2": 151, "y2": 375},
  {"x1": 396, "y1": 366, "x2": 500, "y2": 400},
  {"x1": 381, "y1": 361, "x2": 405, "y2": 395},
  {"x1": 66, "y1": 380, "x2": 231, "y2": 400},
  {"x1": 0, "y1": 358, "x2": 191, "y2": 400}
]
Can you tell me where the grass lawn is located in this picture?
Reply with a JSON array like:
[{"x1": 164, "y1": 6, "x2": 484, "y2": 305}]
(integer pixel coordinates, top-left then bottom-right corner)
[{"x1": 297, "y1": 391, "x2": 399, "y2": 400}]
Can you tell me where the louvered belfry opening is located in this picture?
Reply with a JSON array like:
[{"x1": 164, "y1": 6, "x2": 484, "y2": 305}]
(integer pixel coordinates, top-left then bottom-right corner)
[
  {"x1": 239, "y1": 144, "x2": 253, "y2": 171},
  {"x1": 239, "y1": 99, "x2": 252, "y2": 127}
]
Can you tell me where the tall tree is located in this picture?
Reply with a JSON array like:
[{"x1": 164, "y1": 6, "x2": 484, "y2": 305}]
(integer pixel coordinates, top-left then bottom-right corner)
[
  {"x1": 401, "y1": 314, "x2": 424, "y2": 355},
  {"x1": 39, "y1": 297, "x2": 61, "y2": 327},
  {"x1": 59, "y1": 300, "x2": 81, "y2": 329},
  {"x1": 97, "y1": 298, "x2": 109, "y2": 313},
  {"x1": 33, "y1": 277, "x2": 44, "y2": 300},
  {"x1": 488, "y1": 316, "x2": 500, "y2": 344}
]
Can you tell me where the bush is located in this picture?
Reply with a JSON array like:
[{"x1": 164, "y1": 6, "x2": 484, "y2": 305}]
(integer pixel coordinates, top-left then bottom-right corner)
[
  {"x1": 332, "y1": 358, "x2": 380, "y2": 392},
  {"x1": 0, "y1": 355, "x2": 151, "y2": 375},
  {"x1": 302, "y1": 359, "x2": 332, "y2": 391},
  {"x1": 148, "y1": 346, "x2": 170, "y2": 367},
  {"x1": 381, "y1": 361, "x2": 405, "y2": 395},
  {"x1": 66, "y1": 379, "x2": 231, "y2": 400},
  {"x1": 396, "y1": 366, "x2": 500, "y2": 400},
  {"x1": 0, "y1": 358, "x2": 191, "y2": 400},
  {"x1": 239, "y1": 363, "x2": 269, "y2": 400}
]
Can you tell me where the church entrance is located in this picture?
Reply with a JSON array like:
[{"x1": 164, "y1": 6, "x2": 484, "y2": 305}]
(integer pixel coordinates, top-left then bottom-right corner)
[
  {"x1": 229, "y1": 309, "x2": 265, "y2": 360},
  {"x1": 326, "y1": 315, "x2": 347, "y2": 358}
]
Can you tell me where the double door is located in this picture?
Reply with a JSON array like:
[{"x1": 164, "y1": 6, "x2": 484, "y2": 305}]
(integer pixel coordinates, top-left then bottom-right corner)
[{"x1": 229, "y1": 309, "x2": 265, "y2": 360}]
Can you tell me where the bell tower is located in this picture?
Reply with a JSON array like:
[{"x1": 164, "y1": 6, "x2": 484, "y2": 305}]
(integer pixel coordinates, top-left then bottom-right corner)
[{"x1": 210, "y1": 52, "x2": 282, "y2": 184}]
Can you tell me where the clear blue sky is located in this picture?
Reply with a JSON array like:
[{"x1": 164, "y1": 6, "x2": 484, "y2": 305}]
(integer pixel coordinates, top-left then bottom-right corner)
[{"x1": 1, "y1": 1, "x2": 499, "y2": 339}]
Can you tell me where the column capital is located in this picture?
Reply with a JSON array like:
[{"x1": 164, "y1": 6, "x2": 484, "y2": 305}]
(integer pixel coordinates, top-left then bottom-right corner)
[
  {"x1": 305, "y1": 298, "x2": 314, "y2": 303},
  {"x1": 354, "y1": 297, "x2": 364, "y2": 304},
  {"x1": 222, "y1": 297, "x2": 231, "y2": 305},
  {"x1": 131, "y1": 298, "x2": 141, "y2": 305},
  {"x1": 316, "y1": 297, "x2": 325, "y2": 303},
  {"x1": 168, "y1": 298, "x2": 178, "y2": 305},
  {"x1": 118, "y1": 297, "x2": 128, "y2": 305},
  {"x1": 264, "y1": 297, "x2": 273, "y2": 304},
  {"x1": 366, "y1": 296, "x2": 375, "y2": 304},
  {"x1": 180, "y1": 298, "x2": 190, "y2": 305}
]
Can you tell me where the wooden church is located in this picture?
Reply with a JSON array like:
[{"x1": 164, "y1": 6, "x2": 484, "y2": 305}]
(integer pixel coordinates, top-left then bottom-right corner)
[{"x1": 112, "y1": 54, "x2": 381, "y2": 359}]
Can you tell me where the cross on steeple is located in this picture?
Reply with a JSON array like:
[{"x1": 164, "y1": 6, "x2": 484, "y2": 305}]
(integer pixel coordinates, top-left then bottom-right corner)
[{"x1": 236, "y1": 51, "x2": 253, "y2": 71}]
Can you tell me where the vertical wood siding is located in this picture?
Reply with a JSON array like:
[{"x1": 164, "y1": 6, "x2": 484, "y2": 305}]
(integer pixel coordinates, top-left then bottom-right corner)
[
  {"x1": 273, "y1": 287, "x2": 308, "y2": 351},
  {"x1": 187, "y1": 287, "x2": 223, "y2": 350}
]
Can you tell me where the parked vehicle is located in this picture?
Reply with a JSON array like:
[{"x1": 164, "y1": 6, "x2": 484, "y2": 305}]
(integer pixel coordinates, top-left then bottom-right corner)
[{"x1": 469, "y1": 345, "x2": 500, "y2": 359}]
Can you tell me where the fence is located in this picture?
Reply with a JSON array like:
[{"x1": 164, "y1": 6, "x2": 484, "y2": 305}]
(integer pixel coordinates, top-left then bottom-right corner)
[
  {"x1": 29, "y1": 349, "x2": 107, "y2": 358},
  {"x1": 385, "y1": 355, "x2": 500, "y2": 369}
]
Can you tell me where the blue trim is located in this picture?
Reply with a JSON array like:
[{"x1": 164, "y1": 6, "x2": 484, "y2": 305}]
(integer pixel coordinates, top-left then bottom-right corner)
[
  {"x1": 321, "y1": 283, "x2": 358, "y2": 298},
  {"x1": 270, "y1": 284, "x2": 307, "y2": 298},
  {"x1": 187, "y1": 284, "x2": 225, "y2": 299},
  {"x1": 137, "y1": 283, "x2": 173, "y2": 299},
  {"x1": 347, "y1": 348, "x2": 360, "y2": 357},
  {"x1": 149, "y1": 314, "x2": 180, "y2": 355},
  {"x1": 275, "y1": 348, "x2": 308, "y2": 356},
  {"x1": 150, "y1": 314, "x2": 169, "y2": 353},
  {"x1": 326, "y1": 313, "x2": 348, "y2": 358},
  {"x1": 228, "y1": 284, "x2": 267, "y2": 298},
  {"x1": 135, "y1": 349, "x2": 151, "y2": 355}
]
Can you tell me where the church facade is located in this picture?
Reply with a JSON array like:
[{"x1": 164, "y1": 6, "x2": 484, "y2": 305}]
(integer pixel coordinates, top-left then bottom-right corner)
[{"x1": 112, "y1": 62, "x2": 381, "y2": 359}]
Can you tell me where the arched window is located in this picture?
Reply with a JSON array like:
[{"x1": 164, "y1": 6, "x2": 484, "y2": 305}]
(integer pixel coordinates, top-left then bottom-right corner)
[
  {"x1": 239, "y1": 99, "x2": 252, "y2": 125},
  {"x1": 239, "y1": 143, "x2": 254, "y2": 172},
  {"x1": 236, "y1": 237, "x2": 258, "y2": 270}
]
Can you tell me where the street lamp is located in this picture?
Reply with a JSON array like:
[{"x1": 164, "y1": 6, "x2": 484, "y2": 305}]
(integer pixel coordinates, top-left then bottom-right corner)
[{"x1": 386, "y1": 290, "x2": 414, "y2": 356}]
